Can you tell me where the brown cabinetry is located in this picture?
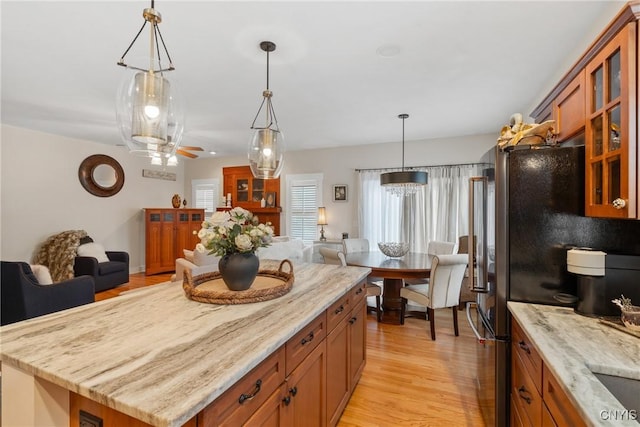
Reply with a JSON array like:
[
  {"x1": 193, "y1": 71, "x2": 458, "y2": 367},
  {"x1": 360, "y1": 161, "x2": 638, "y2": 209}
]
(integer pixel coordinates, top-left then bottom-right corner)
[
  {"x1": 531, "y1": 4, "x2": 639, "y2": 219},
  {"x1": 198, "y1": 280, "x2": 366, "y2": 426},
  {"x1": 221, "y1": 165, "x2": 282, "y2": 235},
  {"x1": 144, "y1": 208, "x2": 204, "y2": 275},
  {"x1": 510, "y1": 318, "x2": 585, "y2": 427},
  {"x1": 552, "y1": 70, "x2": 586, "y2": 142},
  {"x1": 585, "y1": 22, "x2": 637, "y2": 218}
]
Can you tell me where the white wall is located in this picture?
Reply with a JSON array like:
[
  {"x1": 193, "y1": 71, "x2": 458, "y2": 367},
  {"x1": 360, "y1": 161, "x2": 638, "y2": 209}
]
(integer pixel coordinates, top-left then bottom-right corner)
[
  {"x1": 1, "y1": 125, "x2": 186, "y2": 272},
  {"x1": 184, "y1": 133, "x2": 496, "y2": 241}
]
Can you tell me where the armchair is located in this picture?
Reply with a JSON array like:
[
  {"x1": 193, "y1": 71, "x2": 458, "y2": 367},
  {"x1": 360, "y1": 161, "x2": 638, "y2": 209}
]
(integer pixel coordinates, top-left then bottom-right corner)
[
  {"x1": 1, "y1": 261, "x2": 95, "y2": 326},
  {"x1": 74, "y1": 251, "x2": 129, "y2": 292}
]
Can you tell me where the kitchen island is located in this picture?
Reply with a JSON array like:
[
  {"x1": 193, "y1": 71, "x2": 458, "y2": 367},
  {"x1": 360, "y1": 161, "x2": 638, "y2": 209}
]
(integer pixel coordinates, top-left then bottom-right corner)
[
  {"x1": 508, "y1": 302, "x2": 640, "y2": 426},
  {"x1": 1, "y1": 260, "x2": 370, "y2": 427}
]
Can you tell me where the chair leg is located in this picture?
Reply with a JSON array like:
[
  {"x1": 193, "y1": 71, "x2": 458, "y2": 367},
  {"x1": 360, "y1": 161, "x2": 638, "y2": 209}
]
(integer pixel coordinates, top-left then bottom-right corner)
[
  {"x1": 400, "y1": 297, "x2": 406, "y2": 325},
  {"x1": 452, "y1": 306, "x2": 459, "y2": 336},
  {"x1": 428, "y1": 307, "x2": 436, "y2": 340},
  {"x1": 375, "y1": 295, "x2": 381, "y2": 322}
]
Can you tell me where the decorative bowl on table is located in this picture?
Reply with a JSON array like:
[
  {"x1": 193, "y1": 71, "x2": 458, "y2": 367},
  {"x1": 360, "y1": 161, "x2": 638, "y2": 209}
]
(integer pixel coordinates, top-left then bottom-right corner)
[{"x1": 378, "y1": 242, "x2": 409, "y2": 258}]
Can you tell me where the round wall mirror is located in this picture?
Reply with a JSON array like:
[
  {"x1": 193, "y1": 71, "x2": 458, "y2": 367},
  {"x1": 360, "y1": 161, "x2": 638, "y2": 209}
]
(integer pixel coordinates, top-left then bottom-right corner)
[{"x1": 78, "y1": 154, "x2": 125, "y2": 197}]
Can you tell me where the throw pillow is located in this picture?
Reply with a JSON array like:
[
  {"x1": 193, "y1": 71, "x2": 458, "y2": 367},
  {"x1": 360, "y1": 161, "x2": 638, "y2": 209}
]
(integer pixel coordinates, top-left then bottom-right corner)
[
  {"x1": 183, "y1": 249, "x2": 195, "y2": 263},
  {"x1": 29, "y1": 264, "x2": 53, "y2": 285},
  {"x1": 193, "y1": 249, "x2": 218, "y2": 266},
  {"x1": 77, "y1": 242, "x2": 110, "y2": 263}
]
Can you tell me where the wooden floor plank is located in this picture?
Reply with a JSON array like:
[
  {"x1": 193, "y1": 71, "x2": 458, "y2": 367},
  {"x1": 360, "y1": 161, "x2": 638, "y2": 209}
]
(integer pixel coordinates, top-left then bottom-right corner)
[{"x1": 97, "y1": 273, "x2": 485, "y2": 426}]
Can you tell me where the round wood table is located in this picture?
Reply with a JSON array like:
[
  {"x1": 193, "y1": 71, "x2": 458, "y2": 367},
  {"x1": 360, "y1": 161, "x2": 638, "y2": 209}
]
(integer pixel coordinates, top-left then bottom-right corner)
[{"x1": 345, "y1": 252, "x2": 433, "y2": 324}]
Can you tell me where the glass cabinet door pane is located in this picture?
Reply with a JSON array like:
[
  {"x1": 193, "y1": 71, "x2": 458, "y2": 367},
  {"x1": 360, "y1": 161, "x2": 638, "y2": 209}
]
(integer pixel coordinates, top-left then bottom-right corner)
[
  {"x1": 592, "y1": 116, "x2": 603, "y2": 156},
  {"x1": 608, "y1": 157, "x2": 621, "y2": 203},
  {"x1": 608, "y1": 105, "x2": 621, "y2": 151},
  {"x1": 592, "y1": 65, "x2": 603, "y2": 112},
  {"x1": 607, "y1": 49, "x2": 621, "y2": 102},
  {"x1": 592, "y1": 161, "x2": 603, "y2": 205}
]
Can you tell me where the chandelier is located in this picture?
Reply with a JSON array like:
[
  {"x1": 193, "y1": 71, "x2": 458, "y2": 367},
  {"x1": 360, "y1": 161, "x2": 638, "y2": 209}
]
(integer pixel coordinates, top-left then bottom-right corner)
[
  {"x1": 248, "y1": 41, "x2": 284, "y2": 179},
  {"x1": 380, "y1": 114, "x2": 428, "y2": 196},
  {"x1": 116, "y1": 0, "x2": 184, "y2": 157}
]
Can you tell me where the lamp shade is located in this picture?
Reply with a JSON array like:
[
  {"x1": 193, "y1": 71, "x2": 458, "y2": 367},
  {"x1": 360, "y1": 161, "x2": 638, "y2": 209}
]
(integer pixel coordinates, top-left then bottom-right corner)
[
  {"x1": 248, "y1": 128, "x2": 285, "y2": 179},
  {"x1": 317, "y1": 207, "x2": 328, "y2": 225}
]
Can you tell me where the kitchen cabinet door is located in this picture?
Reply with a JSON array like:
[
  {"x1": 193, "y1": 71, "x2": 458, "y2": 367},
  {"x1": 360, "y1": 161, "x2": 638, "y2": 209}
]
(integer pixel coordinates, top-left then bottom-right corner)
[
  {"x1": 552, "y1": 70, "x2": 585, "y2": 142},
  {"x1": 585, "y1": 22, "x2": 637, "y2": 218}
]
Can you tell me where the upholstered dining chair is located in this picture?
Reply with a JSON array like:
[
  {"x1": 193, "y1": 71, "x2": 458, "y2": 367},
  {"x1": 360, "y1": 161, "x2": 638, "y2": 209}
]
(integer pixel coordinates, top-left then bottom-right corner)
[
  {"x1": 342, "y1": 238, "x2": 370, "y2": 254},
  {"x1": 399, "y1": 254, "x2": 468, "y2": 340},
  {"x1": 320, "y1": 247, "x2": 382, "y2": 322},
  {"x1": 404, "y1": 240, "x2": 458, "y2": 286},
  {"x1": 456, "y1": 235, "x2": 476, "y2": 309}
]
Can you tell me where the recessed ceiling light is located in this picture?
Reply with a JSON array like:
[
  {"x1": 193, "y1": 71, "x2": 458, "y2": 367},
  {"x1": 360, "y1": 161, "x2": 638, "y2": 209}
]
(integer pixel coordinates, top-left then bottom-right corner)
[
  {"x1": 376, "y1": 44, "x2": 401, "y2": 58},
  {"x1": 209, "y1": 151, "x2": 216, "y2": 155}
]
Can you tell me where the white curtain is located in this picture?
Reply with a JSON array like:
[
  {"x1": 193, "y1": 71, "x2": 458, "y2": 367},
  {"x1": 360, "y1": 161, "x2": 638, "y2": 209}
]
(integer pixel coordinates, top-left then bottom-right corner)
[{"x1": 358, "y1": 164, "x2": 486, "y2": 253}]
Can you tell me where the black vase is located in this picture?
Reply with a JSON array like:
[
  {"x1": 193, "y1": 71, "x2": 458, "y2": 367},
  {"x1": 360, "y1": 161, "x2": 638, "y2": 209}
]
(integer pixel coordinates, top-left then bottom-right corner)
[{"x1": 218, "y1": 253, "x2": 259, "y2": 291}]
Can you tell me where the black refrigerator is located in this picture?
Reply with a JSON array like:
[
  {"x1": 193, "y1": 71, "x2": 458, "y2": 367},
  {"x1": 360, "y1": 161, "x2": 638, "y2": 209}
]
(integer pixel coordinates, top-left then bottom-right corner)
[{"x1": 465, "y1": 144, "x2": 640, "y2": 426}]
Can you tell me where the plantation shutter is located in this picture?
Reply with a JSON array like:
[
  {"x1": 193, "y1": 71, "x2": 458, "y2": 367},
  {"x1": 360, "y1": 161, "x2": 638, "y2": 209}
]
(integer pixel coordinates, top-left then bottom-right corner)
[
  {"x1": 290, "y1": 183, "x2": 318, "y2": 242},
  {"x1": 191, "y1": 179, "x2": 219, "y2": 215}
]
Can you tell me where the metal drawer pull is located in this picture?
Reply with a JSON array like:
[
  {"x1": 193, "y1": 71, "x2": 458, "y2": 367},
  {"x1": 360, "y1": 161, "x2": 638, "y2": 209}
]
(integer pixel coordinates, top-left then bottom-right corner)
[
  {"x1": 238, "y1": 379, "x2": 262, "y2": 404},
  {"x1": 355, "y1": 288, "x2": 363, "y2": 295},
  {"x1": 335, "y1": 305, "x2": 345, "y2": 315},
  {"x1": 518, "y1": 340, "x2": 531, "y2": 354},
  {"x1": 518, "y1": 386, "x2": 532, "y2": 404},
  {"x1": 349, "y1": 316, "x2": 357, "y2": 324},
  {"x1": 282, "y1": 396, "x2": 291, "y2": 406},
  {"x1": 301, "y1": 331, "x2": 314, "y2": 345},
  {"x1": 289, "y1": 386, "x2": 297, "y2": 396}
]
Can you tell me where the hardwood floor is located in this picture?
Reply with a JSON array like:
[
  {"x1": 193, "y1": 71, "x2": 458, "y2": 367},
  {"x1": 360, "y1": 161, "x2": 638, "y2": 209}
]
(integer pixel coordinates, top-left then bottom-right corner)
[{"x1": 97, "y1": 273, "x2": 486, "y2": 427}]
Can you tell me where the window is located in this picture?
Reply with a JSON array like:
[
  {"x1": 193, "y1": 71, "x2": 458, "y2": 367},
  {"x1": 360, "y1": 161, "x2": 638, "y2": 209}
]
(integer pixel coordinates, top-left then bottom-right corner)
[
  {"x1": 286, "y1": 174, "x2": 323, "y2": 243},
  {"x1": 191, "y1": 179, "x2": 219, "y2": 215}
]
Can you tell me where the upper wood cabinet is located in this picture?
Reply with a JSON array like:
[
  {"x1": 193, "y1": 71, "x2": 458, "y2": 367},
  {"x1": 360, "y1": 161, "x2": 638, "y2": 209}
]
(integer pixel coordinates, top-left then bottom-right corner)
[
  {"x1": 585, "y1": 22, "x2": 637, "y2": 218},
  {"x1": 221, "y1": 165, "x2": 282, "y2": 234},
  {"x1": 552, "y1": 70, "x2": 586, "y2": 142},
  {"x1": 531, "y1": 2, "x2": 639, "y2": 219}
]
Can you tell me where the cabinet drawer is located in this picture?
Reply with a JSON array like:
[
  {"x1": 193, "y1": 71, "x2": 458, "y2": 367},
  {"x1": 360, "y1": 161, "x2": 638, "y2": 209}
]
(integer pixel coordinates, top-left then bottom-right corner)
[
  {"x1": 543, "y1": 402, "x2": 558, "y2": 427},
  {"x1": 543, "y1": 365, "x2": 586, "y2": 427},
  {"x1": 327, "y1": 293, "x2": 351, "y2": 333},
  {"x1": 512, "y1": 319, "x2": 543, "y2": 394},
  {"x1": 201, "y1": 346, "x2": 286, "y2": 426},
  {"x1": 512, "y1": 351, "x2": 542, "y2": 427},
  {"x1": 349, "y1": 280, "x2": 366, "y2": 306},
  {"x1": 285, "y1": 312, "x2": 326, "y2": 376}
]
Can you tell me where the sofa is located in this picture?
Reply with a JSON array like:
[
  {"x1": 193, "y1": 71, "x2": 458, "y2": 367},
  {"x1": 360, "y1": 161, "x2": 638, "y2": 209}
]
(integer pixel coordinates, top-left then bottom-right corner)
[
  {"x1": 173, "y1": 238, "x2": 313, "y2": 282},
  {"x1": 1, "y1": 261, "x2": 95, "y2": 325}
]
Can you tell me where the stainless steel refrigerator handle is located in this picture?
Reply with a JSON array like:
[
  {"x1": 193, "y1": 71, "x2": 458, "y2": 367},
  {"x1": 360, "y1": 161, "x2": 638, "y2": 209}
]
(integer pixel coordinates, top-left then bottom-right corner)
[
  {"x1": 465, "y1": 302, "x2": 489, "y2": 344},
  {"x1": 469, "y1": 176, "x2": 489, "y2": 292}
]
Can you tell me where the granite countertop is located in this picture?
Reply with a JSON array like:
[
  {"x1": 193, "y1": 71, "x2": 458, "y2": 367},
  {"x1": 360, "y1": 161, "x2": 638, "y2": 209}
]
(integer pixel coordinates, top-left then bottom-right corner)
[
  {"x1": 508, "y1": 302, "x2": 640, "y2": 426},
  {"x1": 0, "y1": 261, "x2": 370, "y2": 427}
]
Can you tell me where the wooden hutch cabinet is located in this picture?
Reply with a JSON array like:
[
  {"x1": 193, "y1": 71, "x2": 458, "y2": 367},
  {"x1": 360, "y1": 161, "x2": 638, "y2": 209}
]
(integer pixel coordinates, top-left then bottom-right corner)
[
  {"x1": 220, "y1": 165, "x2": 282, "y2": 235},
  {"x1": 144, "y1": 208, "x2": 204, "y2": 274},
  {"x1": 531, "y1": 2, "x2": 639, "y2": 219}
]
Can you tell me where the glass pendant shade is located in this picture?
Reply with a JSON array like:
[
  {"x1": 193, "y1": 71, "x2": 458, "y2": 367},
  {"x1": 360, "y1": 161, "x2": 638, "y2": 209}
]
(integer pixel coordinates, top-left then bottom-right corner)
[
  {"x1": 116, "y1": 69, "x2": 184, "y2": 157},
  {"x1": 249, "y1": 128, "x2": 284, "y2": 179}
]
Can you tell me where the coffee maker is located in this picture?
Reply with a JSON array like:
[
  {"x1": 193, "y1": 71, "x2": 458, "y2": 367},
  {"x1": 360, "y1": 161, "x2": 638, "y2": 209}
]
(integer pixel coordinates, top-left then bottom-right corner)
[{"x1": 567, "y1": 248, "x2": 640, "y2": 316}]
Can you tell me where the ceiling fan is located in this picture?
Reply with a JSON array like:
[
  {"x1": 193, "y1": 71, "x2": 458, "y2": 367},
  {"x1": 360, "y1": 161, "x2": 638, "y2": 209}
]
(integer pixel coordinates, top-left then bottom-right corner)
[{"x1": 176, "y1": 146, "x2": 204, "y2": 159}]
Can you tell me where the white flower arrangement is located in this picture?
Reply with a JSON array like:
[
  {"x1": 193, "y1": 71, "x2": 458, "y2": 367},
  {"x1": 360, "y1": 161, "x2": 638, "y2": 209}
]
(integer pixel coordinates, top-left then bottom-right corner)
[{"x1": 196, "y1": 207, "x2": 274, "y2": 257}]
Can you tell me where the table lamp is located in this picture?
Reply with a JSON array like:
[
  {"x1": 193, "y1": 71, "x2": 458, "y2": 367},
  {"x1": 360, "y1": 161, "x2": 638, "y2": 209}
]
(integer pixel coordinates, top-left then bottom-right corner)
[{"x1": 317, "y1": 207, "x2": 328, "y2": 241}]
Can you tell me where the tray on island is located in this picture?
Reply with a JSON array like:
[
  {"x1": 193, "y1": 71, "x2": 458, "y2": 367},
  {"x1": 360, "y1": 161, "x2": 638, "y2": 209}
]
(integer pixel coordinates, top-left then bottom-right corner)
[{"x1": 183, "y1": 259, "x2": 294, "y2": 305}]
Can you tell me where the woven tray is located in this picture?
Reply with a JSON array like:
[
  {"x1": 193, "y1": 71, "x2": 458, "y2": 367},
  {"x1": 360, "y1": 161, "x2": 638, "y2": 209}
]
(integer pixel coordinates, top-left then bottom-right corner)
[
  {"x1": 183, "y1": 259, "x2": 294, "y2": 305},
  {"x1": 599, "y1": 317, "x2": 640, "y2": 339}
]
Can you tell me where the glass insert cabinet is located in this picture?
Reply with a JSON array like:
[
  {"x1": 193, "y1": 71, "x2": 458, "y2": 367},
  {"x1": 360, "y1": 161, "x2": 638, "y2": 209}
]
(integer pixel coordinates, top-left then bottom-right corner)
[{"x1": 584, "y1": 21, "x2": 637, "y2": 218}]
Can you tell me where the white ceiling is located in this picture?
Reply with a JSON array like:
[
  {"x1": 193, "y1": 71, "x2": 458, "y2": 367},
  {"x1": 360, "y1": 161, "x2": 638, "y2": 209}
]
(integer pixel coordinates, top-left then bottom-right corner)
[{"x1": 1, "y1": 1, "x2": 625, "y2": 159}]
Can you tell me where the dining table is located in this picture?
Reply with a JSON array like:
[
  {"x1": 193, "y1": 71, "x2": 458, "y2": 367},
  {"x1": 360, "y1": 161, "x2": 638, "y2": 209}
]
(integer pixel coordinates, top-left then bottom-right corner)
[{"x1": 344, "y1": 251, "x2": 433, "y2": 324}]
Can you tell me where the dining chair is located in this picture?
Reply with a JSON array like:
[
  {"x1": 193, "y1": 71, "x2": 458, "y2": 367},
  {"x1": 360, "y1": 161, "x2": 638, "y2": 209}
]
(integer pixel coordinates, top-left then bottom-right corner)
[
  {"x1": 457, "y1": 235, "x2": 476, "y2": 309},
  {"x1": 342, "y1": 238, "x2": 370, "y2": 253},
  {"x1": 399, "y1": 254, "x2": 468, "y2": 340},
  {"x1": 404, "y1": 240, "x2": 458, "y2": 286},
  {"x1": 320, "y1": 247, "x2": 382, "y2": 322}
]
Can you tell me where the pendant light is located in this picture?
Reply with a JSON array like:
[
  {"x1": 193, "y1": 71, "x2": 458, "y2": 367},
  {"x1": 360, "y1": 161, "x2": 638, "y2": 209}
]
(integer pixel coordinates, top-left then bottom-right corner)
[
  {"x1": 248, "y1": 41, "x2": 284, "y2": 179},
  {"x1": 380, "y1": 114, "x2": 428, "y2": 196},
  {"x1": 116, "y1": 0, "x2": 184, "y2": 157}
]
